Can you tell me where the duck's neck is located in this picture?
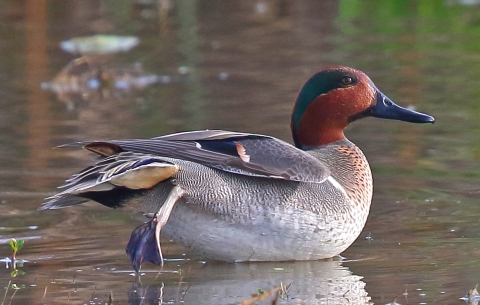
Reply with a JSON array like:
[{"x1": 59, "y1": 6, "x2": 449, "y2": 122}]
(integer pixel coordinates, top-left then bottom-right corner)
[
  {"x1": 293, "y1": 127, "x2": 345, "y2": 149},
  {"x1": 291, "y1": 99, "x2": 347, "y2": 149}
]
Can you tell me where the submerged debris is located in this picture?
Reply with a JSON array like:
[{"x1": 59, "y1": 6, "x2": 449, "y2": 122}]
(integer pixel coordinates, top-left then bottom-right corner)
[
  {"x1": 43, "y1": 57, "x2": 158, "y2": 92},
  {"x1": 42, "y1": 56, "x2": 187, "y2": 109},
  {"x1": 60, "y1": 35, "x2": 139, "y2": 55},
  {"x1": 239, "y1": 284, "x2": 284, "y2": 305}
]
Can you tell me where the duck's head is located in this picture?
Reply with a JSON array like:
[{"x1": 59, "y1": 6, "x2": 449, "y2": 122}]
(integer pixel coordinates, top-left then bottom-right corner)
[{"x1": 291, "y1": 66, "x2": 435, "y2": 149}]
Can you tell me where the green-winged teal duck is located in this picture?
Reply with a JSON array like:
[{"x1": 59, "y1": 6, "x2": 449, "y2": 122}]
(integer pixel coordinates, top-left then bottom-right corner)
[{"x1": 41, "y1": 66, "x2": 435, "y2": 271}]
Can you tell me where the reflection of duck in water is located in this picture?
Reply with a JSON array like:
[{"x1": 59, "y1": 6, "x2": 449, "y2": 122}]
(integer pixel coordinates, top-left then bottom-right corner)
[
  {"x1": 128, "y1": 261, "x2": 371, "y2": 305},
  {"x1": 41, "y1": 66, "x2": 434, "y2": 272}
]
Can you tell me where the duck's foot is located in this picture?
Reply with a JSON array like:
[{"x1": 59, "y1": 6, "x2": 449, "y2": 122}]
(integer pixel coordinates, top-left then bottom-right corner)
[
  {"x1": 126, "y1": 219, "x2": 160, "y2": 272},
  {"x1": 126, "y1": 185, "x2": 185, "y2": 272}
]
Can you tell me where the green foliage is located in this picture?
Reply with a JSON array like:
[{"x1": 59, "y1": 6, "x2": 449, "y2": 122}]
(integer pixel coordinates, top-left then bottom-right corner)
[
  {"x1": 10, "y1": 269, "x2": 25, "y2": 277},
  {"x1": 9, "y1": 238, "x2": 24, "y2": 259}
]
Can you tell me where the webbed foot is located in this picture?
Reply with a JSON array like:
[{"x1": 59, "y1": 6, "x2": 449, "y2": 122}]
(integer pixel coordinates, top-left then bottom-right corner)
[
  {"x1": 126, "y1": 219, "x2": 161, "y2": 272},
  {"x1": 125, "y1": 185, "x2": 185, "y2": 272}
]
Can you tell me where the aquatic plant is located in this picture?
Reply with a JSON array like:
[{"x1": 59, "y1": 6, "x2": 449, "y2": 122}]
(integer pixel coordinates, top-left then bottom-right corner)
[{"x1": 9, "y1": 238, "x2": 24, "y2": 261}]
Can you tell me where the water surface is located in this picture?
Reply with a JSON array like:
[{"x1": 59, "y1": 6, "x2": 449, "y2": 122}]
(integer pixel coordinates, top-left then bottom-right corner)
[{"x1": 1, "y1": 1, "x2": 480, "y2": 304}]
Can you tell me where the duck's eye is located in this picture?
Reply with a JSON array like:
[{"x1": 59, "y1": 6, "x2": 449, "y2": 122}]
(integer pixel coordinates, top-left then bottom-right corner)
[{"x1": 340, "y1": 76, "x2": 353, "y2": 86}]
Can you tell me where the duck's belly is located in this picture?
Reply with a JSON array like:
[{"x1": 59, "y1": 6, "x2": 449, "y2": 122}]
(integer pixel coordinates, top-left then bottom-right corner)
[{"x1": 161, "y1": 197, "x2": 362, "y2": 262}]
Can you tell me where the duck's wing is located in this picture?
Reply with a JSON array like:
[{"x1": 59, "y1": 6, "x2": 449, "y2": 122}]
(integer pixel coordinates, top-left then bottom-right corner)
[
  {"x1": 40, "y1": 152, "x2": 179, "y2": 210},
  {"x1": 70, "y1": 130, "x2": 330, "y2": 184}
]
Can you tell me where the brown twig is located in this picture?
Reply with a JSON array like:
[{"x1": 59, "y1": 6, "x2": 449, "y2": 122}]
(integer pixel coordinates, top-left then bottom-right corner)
[{"x1": 239, "y1": 286, "x2": 282, "y2": 305}]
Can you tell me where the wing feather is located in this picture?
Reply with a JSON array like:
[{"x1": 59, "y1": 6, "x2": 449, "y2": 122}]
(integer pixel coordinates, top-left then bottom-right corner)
[
  {"x1": 40, "y1": 152, "x2": 178, "y2": 210},
  {"x1": 110, "y1": 130, "x2": 330, "y2": 183},
  {"x1": 54, "y1": 130, "x2": 330, "y2": 184}
]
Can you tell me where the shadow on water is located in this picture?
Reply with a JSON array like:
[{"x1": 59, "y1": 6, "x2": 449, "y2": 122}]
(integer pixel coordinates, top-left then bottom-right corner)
[{"x1": 2, "y1": 0, "x2": 480, "y2": 304}]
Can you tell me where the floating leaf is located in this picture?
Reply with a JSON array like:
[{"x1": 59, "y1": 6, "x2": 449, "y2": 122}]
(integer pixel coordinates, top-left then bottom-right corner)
[{"x1": 60, "y1": 35, "x2": 139, "y2": 55}]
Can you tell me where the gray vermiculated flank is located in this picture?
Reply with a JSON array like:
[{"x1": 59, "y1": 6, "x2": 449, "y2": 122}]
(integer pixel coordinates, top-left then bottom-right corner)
[{"x1": 121, "y1": 139, "x2": 373, "y2": 261}]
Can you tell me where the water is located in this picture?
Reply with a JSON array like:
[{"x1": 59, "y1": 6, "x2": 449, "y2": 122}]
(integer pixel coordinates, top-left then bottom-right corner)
[{"x1": 1, "y1": 0, "x2": 480, "y2": 304}]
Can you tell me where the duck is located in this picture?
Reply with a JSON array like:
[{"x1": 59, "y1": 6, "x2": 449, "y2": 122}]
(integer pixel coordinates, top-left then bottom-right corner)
[{"x1": 40, "y1": 66, "x2": 435, "y2": 271}]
